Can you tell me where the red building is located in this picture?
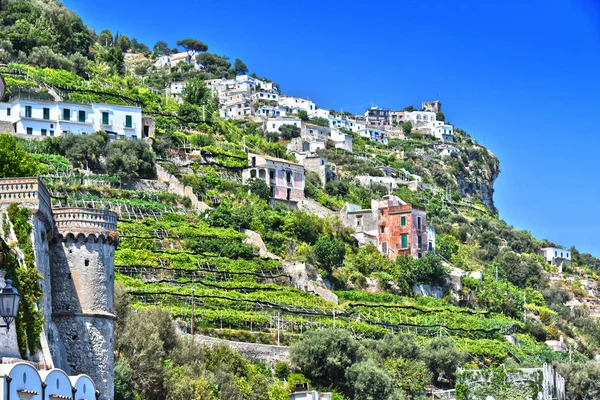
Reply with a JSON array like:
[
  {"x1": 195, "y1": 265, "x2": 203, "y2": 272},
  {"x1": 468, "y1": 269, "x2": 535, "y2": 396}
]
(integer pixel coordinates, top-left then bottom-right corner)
[{"x1": 341, "y1": 195, "x2": 429, "y2": 259}]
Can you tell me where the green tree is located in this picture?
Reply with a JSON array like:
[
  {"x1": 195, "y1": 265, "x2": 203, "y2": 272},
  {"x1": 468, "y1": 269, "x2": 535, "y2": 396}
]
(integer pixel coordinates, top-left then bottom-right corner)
[
  {"x1": 98, "y1": 29, "x2": 113, "y2": 47},
  {"x1": 402, "y1": 121, "x2": 413, "y2": 135},
  {"x1": 298, "y1": 110, "x2": 309, "y2": 122},
  {"x1": 274, "y1": 361, "x2": 291, "y2": 380},
  {"x1": 346, "y1": 360, "x2": 396, "y2": 400},
  {"x1": 59, "y1": 132, "x2": 106, "y2": 170},
  {"x1": 436, "y1": 111, "x2": 445, "y2": 121},
  {"x1": 115, "y1": 34, "x2": 131, "y2": 52},
  {"x1": 234, "y1": 58, "x2": 248, "y2": 75},
  {"x1": 424, "y1": 337, "x2": 465, "y2": 387},
  {"x1": 153, "y1": 40, "x2": 169, "y2": 54},
  {"x1": 0, "y1": 134, "x2": 39, "y2": 177},
  {"x1": 177, "y1": 38, "x2": 208, "y2": 59},
  {"x1": 248, "y1": 178, "x2": 271, "y2": 200},
  {"x1": 437, "y1": 234, "x2": 459, "y2": 260},
  {"x1": 196, "y1": 52, "x2": 231, "y2": 76},
  {"x1": 558, "y1": 361, "x2": 600, "y2": 400},
  {"x1": 291, "y1": 328, "x2": 360, "y2": 395},
  {"x1": 114, "y1": 357, "x2": 136, "y2": 400},
  {"x1": 309, "y1": 117, "x2": 329, "y2": 127},
  {"x1": 278, "y1": 124, "x2": 301, "y2": 140},
  {"x1": 403, "y1": 105, "x2": 416, "y2": 112},
  {"x1": 313, "y1": 236, "x2": 346, "y2": 273},
  {"x1": 105, "y1": 139, "x2": 156, "y2": 182}
]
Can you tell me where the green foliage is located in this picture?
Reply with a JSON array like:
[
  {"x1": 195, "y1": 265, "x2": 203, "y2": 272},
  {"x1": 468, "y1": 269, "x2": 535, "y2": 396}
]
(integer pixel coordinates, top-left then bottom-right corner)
[
  {"x1": 4, "y1": 204, "x2": 44, "y2": 358},
  {"x1": 177, "y1": 38, "x2": 208, "y2": 57},
  {"x1": 313, "y1": 236, "x2": 346, "y2": 274},
  {"x1": 105, "y1": 139, "x2": 156, "y2": 182},
  {"x1": 436, "y1": 112, "x2": 445, "y2": 121},
  {"x1": 346, "y1": 360, "x2": 396, "y2": 400},
  {"x1": 402, "y1": 121, "x2": 413, "y2": 135},
  {"x1": 291, "y1": 329, "x2": 360, "y2": 395},
  {"x1": 298, "y1": 110, "x2": 309, "y2": 122},
  {"x1": 0, "y1": 134, "x2": 39, "y2": 177},
  {"x1": 59, "y1": 132, "x2": 107, "y2": 169},
  {"x1": 309, "y1": 117, "x2": 330, "y2": 127},
  {"x1": 248, "y1": 178, "x2": 271, "y2": 200},
  {"x1": 278, "y1": 124, "x2": 301, "y2": 140},
  {"x1": 234, "y1": 58, "x2": 248, "y2": 75}
]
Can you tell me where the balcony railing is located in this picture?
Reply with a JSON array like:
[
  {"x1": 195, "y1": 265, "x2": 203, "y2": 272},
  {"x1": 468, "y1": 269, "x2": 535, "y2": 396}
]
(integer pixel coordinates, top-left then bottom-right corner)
[
  {"x1": 61, "y1": 116, "x2": 95, "y2": 125},
  {"x1": 123, "y1": 122, "x2": 137, "y2": 129},
  {"x1": 100, "y1": 119, "x2": 113, "y2": 126},
  {"x1": 20, "y1": 110, "x2": 53, "y2": 121}
]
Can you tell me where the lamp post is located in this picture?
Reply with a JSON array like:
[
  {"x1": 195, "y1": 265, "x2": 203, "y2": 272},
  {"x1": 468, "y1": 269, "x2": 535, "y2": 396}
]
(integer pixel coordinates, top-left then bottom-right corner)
[{"x1": 0, "y1": 270, "x2": 21, "y2": 331}]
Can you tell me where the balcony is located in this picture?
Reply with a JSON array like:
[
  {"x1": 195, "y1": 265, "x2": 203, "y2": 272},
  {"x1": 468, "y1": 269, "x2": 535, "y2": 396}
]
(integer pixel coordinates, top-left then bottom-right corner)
[
  {"x1": 100, "y1": 119, "x2": 113, "y2": 127},
  {"x1": 60, "y1": 116, "x2": 94, "y2": 125},
  {"x1": 123, "y1": 122, "x2": 137, "y2": 130},
  {"x1": 20, "y1": 110, "x2": 54, "y2": 121}
]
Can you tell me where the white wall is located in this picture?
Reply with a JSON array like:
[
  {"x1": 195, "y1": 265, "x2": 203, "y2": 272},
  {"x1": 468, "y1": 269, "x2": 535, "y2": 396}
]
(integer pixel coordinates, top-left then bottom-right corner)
[
  {"x1": 0, "y1": 99, "x2": 143, "y2": 139},
  {"x1": 266, "y1": 118, "x2": 301, "y2": 132}
]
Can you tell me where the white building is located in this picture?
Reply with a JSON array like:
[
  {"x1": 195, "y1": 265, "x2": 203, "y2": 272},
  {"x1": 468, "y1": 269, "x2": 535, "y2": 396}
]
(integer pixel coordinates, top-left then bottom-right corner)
[
  {"x1": 155, "y1": 52, "x2": 201, "y2": 69},
  {"x1": 0, "y1": 97, "x2": 143, "y2": 139},
  {"x1": 358, "y1": 128, "x2": 388, "y2": 145},
  {"x1": 404, "y1": 111, "x2": 436, "y2": 127},
  {"x1": 435, "y1": 144, "x2": 460, "y2": 157},
  {"x1": 265, "y1": 117, "x2": 302, "y2": 132},
  {"x1": 433, "y1": 124, "x2": 454, "y2": 142},
  {"x1": 427, "y1": 225, "x2": 436, "y2": 251},
  {"x1": 170, "y1": 81, "x2": 187, "y2": 100},
  {"x1": 301, "y1": 123, "x2": 353, "y2": 152},
  {"x1": 538, "y1": 247, "x2": 572, "y2": 272},
  {"x1": 278, "y1": 96, "x2": 317, "y2": 116},
  {"x1": 256, "y1": 105, "x2": 287, "y2": 118},
  {"x1": 252, "y1": 92, "x2": 280, "y2": 103}
]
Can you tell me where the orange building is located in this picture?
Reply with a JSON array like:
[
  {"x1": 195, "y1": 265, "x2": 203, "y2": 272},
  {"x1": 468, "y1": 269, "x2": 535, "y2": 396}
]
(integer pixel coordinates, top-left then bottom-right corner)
[{"x1": 341, "y1": 195, "x2": 429, "y2": 259}]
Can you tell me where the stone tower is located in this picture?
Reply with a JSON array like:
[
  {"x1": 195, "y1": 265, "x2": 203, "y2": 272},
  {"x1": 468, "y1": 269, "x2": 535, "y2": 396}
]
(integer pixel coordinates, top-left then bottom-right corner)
[{"x1": 49, "y1": 208, "x2": 118, "y2": 400}]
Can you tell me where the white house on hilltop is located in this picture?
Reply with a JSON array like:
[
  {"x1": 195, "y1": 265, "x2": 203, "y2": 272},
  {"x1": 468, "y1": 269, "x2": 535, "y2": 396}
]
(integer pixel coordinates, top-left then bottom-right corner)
[
  {"x1": 404, "y1": 111, "x2": 436, "y2": 127},
  {"x1": 278, "y1": 96, "x2": 317, "y2": 116},
  {"x1": 265, "y1": 117, "x2": 302, "y2": 132},
  {"x1": 0, "y1": 96, "x2": 143, "y2": 139}
]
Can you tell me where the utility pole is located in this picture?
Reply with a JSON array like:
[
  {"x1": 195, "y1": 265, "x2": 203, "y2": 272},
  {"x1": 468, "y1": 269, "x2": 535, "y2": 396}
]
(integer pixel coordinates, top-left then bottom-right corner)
[{"x1": 191, "y1": 276, "x2": 195, "y2": 336}]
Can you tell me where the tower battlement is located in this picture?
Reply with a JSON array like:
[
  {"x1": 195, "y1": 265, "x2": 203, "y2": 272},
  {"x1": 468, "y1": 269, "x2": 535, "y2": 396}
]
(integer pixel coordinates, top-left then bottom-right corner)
[
  {"x1": 0, "y1": 177, "x2": 52, "y2": 222},
  {"x1": 53, "y1": 208, "x2": 118, "y2": 242}
]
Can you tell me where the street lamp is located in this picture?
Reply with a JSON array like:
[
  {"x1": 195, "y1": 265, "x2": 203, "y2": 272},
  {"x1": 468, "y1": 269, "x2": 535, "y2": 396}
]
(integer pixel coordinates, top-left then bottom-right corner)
[{"x1": 0, "y1": 271, "x2": 21, "y2": 331}]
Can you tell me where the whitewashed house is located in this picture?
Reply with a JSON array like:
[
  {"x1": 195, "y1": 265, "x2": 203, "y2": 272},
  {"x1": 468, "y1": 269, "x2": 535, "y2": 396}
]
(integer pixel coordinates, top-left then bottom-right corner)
[
  {"x1": 538, "y1": 247, "x2": 572, "y2": 272},
  {"x1": 301, "y1": 123, "x2": 353, "y2": 152},
  {"x1": 252, "y1": 92, "x2": 280, "y2": 103},
  {"x1": 278, "y1": 96, "x2": 317, "y2": 116},
  {"x1": 243, "y1": 153, "x2": 305, "y2": 204},
  {"x1": 404, "y1": 111, "x2": 436, "y2": 127},
  {"x1": 265, "y1": 117, "x2": 302, "y2": 132},
  {"x1": 358, "y1": 128, "x2": 388, "y2": 145},
  {"x1": 0, "y1": 97, "x2": 143, "y2": 139}
]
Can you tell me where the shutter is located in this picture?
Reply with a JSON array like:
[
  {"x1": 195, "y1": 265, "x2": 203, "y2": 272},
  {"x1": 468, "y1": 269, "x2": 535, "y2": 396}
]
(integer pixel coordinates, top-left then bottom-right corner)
[{"x1": 401, "y1": 234, "x2": 408, "y2": 249}]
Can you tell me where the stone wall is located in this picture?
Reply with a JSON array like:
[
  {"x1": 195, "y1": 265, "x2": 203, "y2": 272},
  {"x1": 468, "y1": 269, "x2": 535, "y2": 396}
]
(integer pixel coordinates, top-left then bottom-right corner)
[
  {"x1": 156, "y1": 164, "x2": 210, "y2": 211},
  {"x1": 193, "y1": 334, "x2": 290, "y2": 363},
  {"x1": 50, "y1": 234, "x2": 116, "y2": 400}
]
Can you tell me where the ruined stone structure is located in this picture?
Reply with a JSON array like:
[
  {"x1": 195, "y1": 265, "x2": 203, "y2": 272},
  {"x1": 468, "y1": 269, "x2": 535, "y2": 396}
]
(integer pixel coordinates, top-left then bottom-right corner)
[{"x1": 0, "y1": 177, "x2": 117, "y2": 400}]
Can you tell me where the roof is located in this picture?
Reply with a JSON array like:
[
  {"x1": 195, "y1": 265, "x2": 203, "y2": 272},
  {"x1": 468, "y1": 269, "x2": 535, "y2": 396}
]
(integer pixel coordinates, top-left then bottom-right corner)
[
  {"x1": 252, "y1": 153, "x2": 301, "y2": 166},
  {"x1": 303, "y1": 122, "x2": 330, "y2": 129}
]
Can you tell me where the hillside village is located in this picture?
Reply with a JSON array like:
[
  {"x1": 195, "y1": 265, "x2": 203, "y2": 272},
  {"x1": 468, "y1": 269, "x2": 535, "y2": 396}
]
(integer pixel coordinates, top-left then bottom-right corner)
[{"x1": 2, "y1": 1, "x2": 600, "y2": 400}]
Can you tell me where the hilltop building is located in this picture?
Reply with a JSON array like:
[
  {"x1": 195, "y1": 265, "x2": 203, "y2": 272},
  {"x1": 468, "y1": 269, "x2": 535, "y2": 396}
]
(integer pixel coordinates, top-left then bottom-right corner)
[
  {"x1": 364, "y1": 106, "x2": 390, "y2": 126},
  {"x1": 265, "y1": 117, "x2": 302, "y2": 133},
  {"x1": 0, "y1": 96, "x2": 144, "y2": 139},
  {"x1": 403, "y1": 111, "x2": 436, "y2": 127},
  {"x1": 0, "y1": 177, "x2": 117, "y2": 399},
  {"x1": 278, "y1": 96, "x2": 317, "y2": 116},
  {"x1": 242, "y1": 153, "x2": 305, "y2": 204},
  {"x1": 340, "y1": 195, "x2": 429, "y2": 259}
]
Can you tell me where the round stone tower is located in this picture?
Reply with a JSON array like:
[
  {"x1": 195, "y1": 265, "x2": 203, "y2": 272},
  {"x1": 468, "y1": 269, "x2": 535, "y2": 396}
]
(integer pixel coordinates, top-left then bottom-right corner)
[{"x1": 49, "y1": 208, "x2": 118, "y2": 400}]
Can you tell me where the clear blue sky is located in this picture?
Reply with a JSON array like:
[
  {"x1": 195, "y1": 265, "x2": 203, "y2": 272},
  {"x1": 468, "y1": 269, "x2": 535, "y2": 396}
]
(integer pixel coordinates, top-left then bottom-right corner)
[{"x1": 64, "y1": 0, "x2": 600, "y2": 256}]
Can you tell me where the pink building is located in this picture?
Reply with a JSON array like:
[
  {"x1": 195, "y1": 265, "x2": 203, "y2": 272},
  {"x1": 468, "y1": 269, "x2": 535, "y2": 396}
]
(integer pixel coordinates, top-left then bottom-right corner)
[{"x1": 243, "y1": 153, "x2": 305, "y2": 203}]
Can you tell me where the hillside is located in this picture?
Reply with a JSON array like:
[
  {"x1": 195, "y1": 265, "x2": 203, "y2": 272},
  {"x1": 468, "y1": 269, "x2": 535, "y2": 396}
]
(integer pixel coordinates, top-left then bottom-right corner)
[{"x1": 2, "y1": 1, "x2": 600, "y2": 399}]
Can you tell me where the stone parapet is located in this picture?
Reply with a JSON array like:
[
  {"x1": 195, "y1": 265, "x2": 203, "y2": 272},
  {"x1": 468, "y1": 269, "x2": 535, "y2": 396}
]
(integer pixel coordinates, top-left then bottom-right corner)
[
  {"x1": 52, "y1": 208, "x2": 118, "y2": 241},
  {"x1": 0, "y1": 177, "x2": 52, "y2": 212}
]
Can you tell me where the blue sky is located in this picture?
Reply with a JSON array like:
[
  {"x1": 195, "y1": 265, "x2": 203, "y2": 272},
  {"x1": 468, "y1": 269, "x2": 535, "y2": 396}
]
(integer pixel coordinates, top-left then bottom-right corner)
[{"x1": 64, "y1": 0, "x2": 600, "y2": 256}]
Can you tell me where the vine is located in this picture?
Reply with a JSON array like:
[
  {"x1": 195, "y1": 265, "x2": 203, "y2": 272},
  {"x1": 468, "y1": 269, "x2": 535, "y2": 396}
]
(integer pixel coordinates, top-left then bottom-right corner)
[{"x1": 5, "y1": 204, "x2": 44, "y2": 358}]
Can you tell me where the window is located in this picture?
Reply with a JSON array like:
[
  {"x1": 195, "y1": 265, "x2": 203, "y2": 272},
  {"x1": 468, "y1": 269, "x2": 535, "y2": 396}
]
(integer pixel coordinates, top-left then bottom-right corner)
[
  {"x1": 63, "y1": 108, "x2": 71, "y2": 121},
  {"x1": 269, "y1": 170, "x2": 275, "y2": 180},
  {"x1": 417, "y1": 216, "x2": 422, "y2": 230},
  {"x1": 41, "y1": 129, "x2": 47, "y2": 136},
  {"x1": 78, "y1": 110, "x2": 86, "y2": 122},
  {"x1": 6, "y1": 107, "x2": 10, "y2": 116},
  {"x1": 43, "y1": 107, "x2": 50, "y2": 120},
  {"x1": 102, "y1": 112, "x2": 109, "y2": 125},
  {"x1": 567, "y1": 253, "x2": 569, "y2": 258},
  {"x1": 25, "y1": 106, "x2": 32, "y2": 118},
  {"x1": 401, "y1": 216, "x2": 406, "y2": 226},
  {"x1": 380, "y1": 209, "x2": 384, "y2": 216},
  {"x1": 418, "y1": 253, "x2": 423, "y2": 258},
  {"x1": 561, "y1": 252, "x2": 563, "y2": 258},
  {"x1": 125, "y1": 115, "x2": 133, "y2": 128},
  {"x1": 418, "y1": 235, "x2": 422, "y2": 248},
  {"x1": 356, "y1": 216, "x2": 362, "y2": 227},
  {"x1": 380, "y1": 226, "x2": 385, "y2": 233},
  {"x1": 401, "y1": 234, "x2": 408, "y2": 249},
  {"x1": 286, "y1": 171, "x2": 292, "y2": 183},
  {"x1": 555, "y1": 251, "x2": 558, "y2": 257},
  {"x1": 50, "y1": 130, "x2": 54, "y2": 136},
  {"x1": 272, "y1": 124, "x2": 276, "y2": 129},
  {"x1": 287, "y1": 188, "x2": 291, "y2": 200},
  {"x1": 26, "y1": 127, "x2": 33, "y2": 135}
]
